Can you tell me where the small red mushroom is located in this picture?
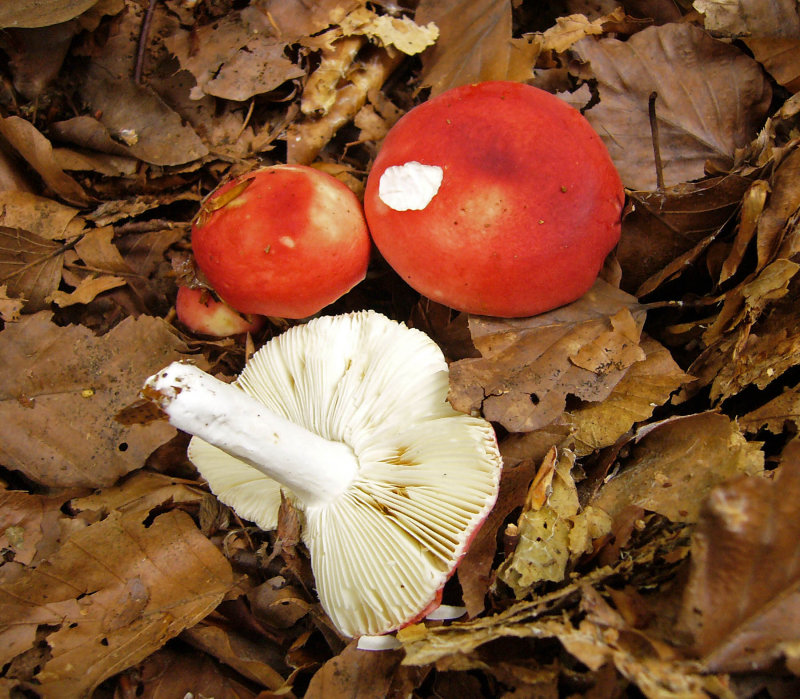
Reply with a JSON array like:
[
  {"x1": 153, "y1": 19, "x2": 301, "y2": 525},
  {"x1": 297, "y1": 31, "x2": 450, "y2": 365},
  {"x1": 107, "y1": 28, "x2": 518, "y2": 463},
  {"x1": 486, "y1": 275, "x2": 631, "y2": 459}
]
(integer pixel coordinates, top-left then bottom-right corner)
[
  {"x1": 192, "y1": 165, "x2": 371, "y2": 319},
  {"x1": 363, "y1": 81, "x2": 625, "y2": 318},
  {"x1": 175, "y1": 286, "x2": 264, "y2": 338}
]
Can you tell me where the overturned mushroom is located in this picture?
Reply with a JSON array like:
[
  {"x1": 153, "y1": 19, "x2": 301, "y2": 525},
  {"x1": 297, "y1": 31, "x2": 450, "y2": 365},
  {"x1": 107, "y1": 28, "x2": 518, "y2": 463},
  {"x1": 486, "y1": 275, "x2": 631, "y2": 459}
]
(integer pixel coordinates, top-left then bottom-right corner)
[{"x1": 143, "y1": 311, "x2": 501, "y2": 637}]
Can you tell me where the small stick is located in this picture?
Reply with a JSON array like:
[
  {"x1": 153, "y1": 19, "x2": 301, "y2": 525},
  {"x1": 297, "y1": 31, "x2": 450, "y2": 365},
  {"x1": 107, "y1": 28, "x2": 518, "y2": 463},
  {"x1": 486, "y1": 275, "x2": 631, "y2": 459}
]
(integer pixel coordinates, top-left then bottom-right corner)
[
  {"x1": 134, "y1": 0, "x2": 158, "y2": 84},
  {"x1": 648, "y1": 91, "x2": 665, "y2": 192}
]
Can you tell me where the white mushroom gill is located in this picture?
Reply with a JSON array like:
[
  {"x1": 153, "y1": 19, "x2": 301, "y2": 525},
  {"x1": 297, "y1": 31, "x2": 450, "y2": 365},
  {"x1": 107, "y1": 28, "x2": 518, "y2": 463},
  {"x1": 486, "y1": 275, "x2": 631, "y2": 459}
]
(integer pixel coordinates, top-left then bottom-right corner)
[{"x1": 143, "y1": 311, "x2": 502, "y2": 638}]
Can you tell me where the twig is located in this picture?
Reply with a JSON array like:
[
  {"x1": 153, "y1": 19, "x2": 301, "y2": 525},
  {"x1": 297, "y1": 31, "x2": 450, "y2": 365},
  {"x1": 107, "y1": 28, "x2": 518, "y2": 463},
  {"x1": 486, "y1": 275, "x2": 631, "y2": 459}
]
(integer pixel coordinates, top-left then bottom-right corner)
[
  {"x1": 134, "y1": 0, "x2": 158, "y2": 84},
  {"x1": 648, "y1": 92, "x2": 665, "y2": 192}
]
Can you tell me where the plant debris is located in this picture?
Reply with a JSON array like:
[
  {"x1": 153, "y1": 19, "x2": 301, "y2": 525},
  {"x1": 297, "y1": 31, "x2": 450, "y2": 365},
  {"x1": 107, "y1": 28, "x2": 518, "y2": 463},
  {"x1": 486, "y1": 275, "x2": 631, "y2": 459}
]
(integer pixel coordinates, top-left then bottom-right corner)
[{"x1": 1, "y1": 0, "x2": 800, "y2": 696}]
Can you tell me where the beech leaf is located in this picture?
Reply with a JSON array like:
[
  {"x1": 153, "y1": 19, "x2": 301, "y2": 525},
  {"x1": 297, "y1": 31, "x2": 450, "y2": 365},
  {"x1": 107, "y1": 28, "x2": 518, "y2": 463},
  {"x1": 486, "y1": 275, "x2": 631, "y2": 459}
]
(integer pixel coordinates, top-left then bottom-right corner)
[
  {"x1": 0, "y1": 313, "x2": 206, "y2": 487},
  {"x1": 448, "y1": 281, "x2": 646, "y2": 433},
  {"x1": 573, "y1": 23, "x2": 772, "y2": 190},
  {"x1": 0, "y1": 509, "x2": 234, "y2": 696},
  {"x1": 591, "y1": 412, "x2": 764, "y2": 525},
  {"x1": 677, "y1": 459, "x2": 800, "y2": 672}
]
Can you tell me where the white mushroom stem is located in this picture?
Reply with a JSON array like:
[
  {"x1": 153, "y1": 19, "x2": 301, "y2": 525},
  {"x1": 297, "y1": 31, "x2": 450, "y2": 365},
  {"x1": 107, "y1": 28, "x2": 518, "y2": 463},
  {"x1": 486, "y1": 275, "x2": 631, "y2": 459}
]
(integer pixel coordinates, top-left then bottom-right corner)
[{"x1": 143, "y1": 362, "x2": 359, "y2": 507}]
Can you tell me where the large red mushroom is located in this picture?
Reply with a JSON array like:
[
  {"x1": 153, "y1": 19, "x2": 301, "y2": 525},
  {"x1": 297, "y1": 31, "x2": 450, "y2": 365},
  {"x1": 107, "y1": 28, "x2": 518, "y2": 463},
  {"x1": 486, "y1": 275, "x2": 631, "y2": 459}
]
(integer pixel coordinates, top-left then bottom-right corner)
[
  {"x1": 364, "y1": 81, "x2": 625, "y2": 318},
  {"x1": 192, "y1": 164, "x2": 371, "y2": 319}
]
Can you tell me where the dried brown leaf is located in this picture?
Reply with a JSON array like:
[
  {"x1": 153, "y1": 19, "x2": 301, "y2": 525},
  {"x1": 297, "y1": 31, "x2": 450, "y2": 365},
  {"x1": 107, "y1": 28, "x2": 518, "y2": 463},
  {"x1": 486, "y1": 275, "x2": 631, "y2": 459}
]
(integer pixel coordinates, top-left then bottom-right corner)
[
  {"x1": 340, "y1": 7, "x2": 439, "y2": 55},
  {"x1": 0, "y1": 226, "x2": 65, "y2": 311},
  {"x1": 573, "y1": 23, "x2": 772, "y2": 190},
  {"x1": 677, "y1": 459, "x2": 800, "y2": 672},
  {"x1": 0, "y1": 509, "x2": 234, "y2": 696},
  {"x1": 0, "y1": 312, "x2": 205, "y2": 487},
  {"x1": 47, "y1": 274, "x2": 127, "y2": 307},
  {"x1": 591, "y1": 412, "x2": 764, "y2": 525},
  {"x1": 719, "y1": 179, "x2": 769, "y2": 284},
  {"x1": 448, "y1": 281, "x2": 646, "y2": 433},
  {"x1": 130, "y1": 644, "x2": 258, "y2": 699},
  {"x1": 0, "y1": 0, "x2": 99, "y2": 29},
  {"x1": 566, "y1": 335, "x2": 692, "y2": 456},
  {"x1": 693, "y1": 0, "x2": 800, "y2": 37},
  {"x1": 165, "y1": 8, "x2": 304, "y2": 102},
  {"x1": 739, "y1": 384, "x2": 800, "y2": 434},
  {"x1": 620, "y1": 174, "x2": 752, "y2": 294},
  {"x1": 306, "y1": 641, "x2": 403, "y2": 698},
  {"x1": 0, "y1": 284, "x2": 24, "y2": 321},
  {"x1": 181, "y1": 623, "x2": 286, "y2": 690},
  {"x1": 415, "y1": 0, "x2": 520, "y2": 96},
  {"x1": 755, "y1": 147, "x2": 800, "y2": 268},
  {"x1": 0, "y1": 117, "x2": 90, "y2": 206},
  {"x1": 71, "y1": 470, "x2": 204, "y2": 518},
  {"x1": 746, "y1": 38, "x2": 800, "y2": 93}
]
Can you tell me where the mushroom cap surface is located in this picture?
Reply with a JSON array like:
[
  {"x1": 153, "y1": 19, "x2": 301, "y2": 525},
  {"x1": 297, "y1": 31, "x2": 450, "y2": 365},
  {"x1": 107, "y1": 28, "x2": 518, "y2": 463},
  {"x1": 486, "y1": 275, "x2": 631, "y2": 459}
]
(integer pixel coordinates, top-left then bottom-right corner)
[
  {"x1": 175, "y1": 286, "x2": 263, "y2": 337},
  {"x1": 187, "y1": 311, "x2": 502, "y2": 637},
  {"x1": 192, "y1": 165, "x2": 371, "y2": 319},
  {"x1": 364, "y1": 81, "x2": 625, "y2": 318}
]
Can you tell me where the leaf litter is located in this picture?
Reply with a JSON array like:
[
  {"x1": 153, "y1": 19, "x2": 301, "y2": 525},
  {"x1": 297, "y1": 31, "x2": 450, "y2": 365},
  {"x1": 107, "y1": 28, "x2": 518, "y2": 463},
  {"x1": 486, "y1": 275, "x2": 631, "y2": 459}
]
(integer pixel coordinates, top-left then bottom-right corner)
[{"x1": 1, "y1": 0, "x2": 800, "y2": 696}]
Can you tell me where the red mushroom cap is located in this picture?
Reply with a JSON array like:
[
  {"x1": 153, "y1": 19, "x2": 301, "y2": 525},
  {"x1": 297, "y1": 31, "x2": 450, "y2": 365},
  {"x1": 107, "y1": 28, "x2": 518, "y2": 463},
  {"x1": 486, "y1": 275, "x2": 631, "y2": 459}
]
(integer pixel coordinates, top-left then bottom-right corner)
[
  {"x1": 364, "y1": 81, "x2": 625, "y2": 318},
  {"x1": 192, "y1": 165, "x2": 371, "y2": 319},
  {"x1": 175, "y1": 286, "x2": 264, "y2": 337}
]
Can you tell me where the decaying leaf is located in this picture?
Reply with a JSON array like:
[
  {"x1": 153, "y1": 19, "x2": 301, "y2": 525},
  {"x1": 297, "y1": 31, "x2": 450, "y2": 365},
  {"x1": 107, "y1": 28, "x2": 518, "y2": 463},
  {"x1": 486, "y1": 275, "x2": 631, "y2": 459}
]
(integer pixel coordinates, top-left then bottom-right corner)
[
  {"x1": 739, "y1": 383, "x2": 800, "y2": 434},
  {"x1": 165, "y1": 7, "x2": 304, "y2": 102},
  {"x1": 620, "y1": 174, "x2": 753, "y2": 295},
  {"x1": 677, "y1": 458, "x2": 800, "y2": 673},
  {"x1": 340, "y1": 7, "x2": 439, "y2": 55},
  {"x1": 0, "y1": 313, "x2": 207, "y2": 487},
  {"x1": 415, "y1": 0, "x2": 524, "y2": 96},
  {"x1": 0, "y1": 0, "x2": 100, "y2": 29},
  {"x1": 591, "y1": 412, "x2": 764, "y2": 525},
  {"x1": 449, "y1": 281, "x2": 646, "y2": 433},
  {"x1": 0, "y1": 284, "x2": 24, "y2": 321},
  {"x1": 46, "y1": 274, "x2": 127, "y2": 307},
  {"x1": 0, "y1": 227, "x2": 66, "y2": 311},
  {"x1": 693, "y1": 0, "x2": 800, "y2": 37},
  {"x1": 0, "y1": 117, "x2": 91, "y2": 206},
  {"x1": 497, "y1": 448, "x2": 612, "y2": 597},
  {"x1": 573, "y1": 23, "x2": 772, "y2": 190},
  {"x1": 565, "y1": 335, "x2": 693, "y2": 456},
  {"x1": 0, "y1": 509, "x2": 235, "y2": 696}
]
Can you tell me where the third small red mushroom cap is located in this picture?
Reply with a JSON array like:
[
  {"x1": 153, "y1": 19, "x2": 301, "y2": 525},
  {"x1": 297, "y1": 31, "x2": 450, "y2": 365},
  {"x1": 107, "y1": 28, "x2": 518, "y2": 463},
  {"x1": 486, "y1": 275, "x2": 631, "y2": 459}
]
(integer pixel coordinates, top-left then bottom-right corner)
[
  {"x1": 192, "y1": 164, "x2": 371, "y2": 319},
  {"x1": 364, "y1": 81, "x2": 625, "y2": 318}
]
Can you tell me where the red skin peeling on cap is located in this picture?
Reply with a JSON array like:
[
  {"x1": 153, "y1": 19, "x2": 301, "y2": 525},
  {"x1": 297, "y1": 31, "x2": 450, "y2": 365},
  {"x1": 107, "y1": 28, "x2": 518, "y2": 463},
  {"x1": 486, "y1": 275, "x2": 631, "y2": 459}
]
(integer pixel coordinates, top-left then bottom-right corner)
[
  {"x1": 175, "y1": 286, "x2": 264, "y2": 338},
  {"x1": 364, "y1": 81, "x2": 625, "y2": 318},
  {"x1": 192, "y1": 165, "x2": 371, "y2": 319}
]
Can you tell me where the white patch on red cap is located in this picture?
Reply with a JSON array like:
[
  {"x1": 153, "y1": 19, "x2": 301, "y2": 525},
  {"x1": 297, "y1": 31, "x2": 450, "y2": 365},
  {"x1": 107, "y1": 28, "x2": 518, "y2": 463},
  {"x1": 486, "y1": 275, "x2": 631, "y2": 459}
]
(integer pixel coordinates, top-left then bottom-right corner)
[{"x1": 379, "y1": 161, "x2": 443, "y2": 211}]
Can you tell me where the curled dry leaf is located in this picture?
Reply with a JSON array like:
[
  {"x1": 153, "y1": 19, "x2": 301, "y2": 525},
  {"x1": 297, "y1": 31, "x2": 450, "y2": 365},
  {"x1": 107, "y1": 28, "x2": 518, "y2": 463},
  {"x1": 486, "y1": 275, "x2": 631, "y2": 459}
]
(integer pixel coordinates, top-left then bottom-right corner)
[
  {"x1": 0, "y1": 284, "x2": 24, "y2": 321},
  {"x1": 448, "y1": 281, "x2": 646, "y2": 433},
  {"x1": 340, "y1": 7, "x2": 439, "y2": 55},
  {"x1": 497, "y1": 448, "x2": 612, "y2": 597},
  {"x1": 565, "y1": 335, "x2": 693, "y2": 456},
  {"x1": 591, "y1": 412, "x2": 764, "y2": 526},
  {"x1": 619, "y1": 174, "x2": 753, "y2": 295},
  {"x1": 739, "y1": 383, "x2": 800, "y2": 434},
  {"x1": 745, "y1": 37, "x2": 800, "y2": 94},
  {"x1": 0, "y1": 117, "x2": 90, "y2": 206},
  {"x1": 0, "y1": 0, "x2": 100, "y2": 29},
  {"x1": 693, "y1": 0, "x2": 800, "y2": 37},
  {"x1": 573, "y1": 23, "x2": 772, "y2": 190},
  {"x1": 677, "y1": 458, "x2": 800, "y2": 673},
  {"x1": 689, "y1": 260, "x2": 800, "y2": 403},
  {"x1": 165, "y1": 7, "x2": 304, "y2": 102},
  {"x1": 415, "y1": 0, "x2": 539, "y2": 96},
  {"x1": 0, "y1": 313, "x2": 208, "y2": 488},
  {"x1": 46, "y1": 274, "x2": 127, "y2": 307},
  {"x1": 0, "y1": 227, "x2": 65, "y2": 311},
  {"x1": 0, "y1": 509, "x2": 235, "y2": 697}
]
